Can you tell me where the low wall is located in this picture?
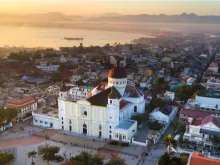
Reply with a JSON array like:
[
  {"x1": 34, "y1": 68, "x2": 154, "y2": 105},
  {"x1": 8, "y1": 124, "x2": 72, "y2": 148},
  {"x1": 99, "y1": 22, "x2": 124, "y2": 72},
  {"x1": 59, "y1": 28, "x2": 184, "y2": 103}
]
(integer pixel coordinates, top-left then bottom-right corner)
[{"x1": 131, "y1": 138, "x2": 148, "y2": 147}]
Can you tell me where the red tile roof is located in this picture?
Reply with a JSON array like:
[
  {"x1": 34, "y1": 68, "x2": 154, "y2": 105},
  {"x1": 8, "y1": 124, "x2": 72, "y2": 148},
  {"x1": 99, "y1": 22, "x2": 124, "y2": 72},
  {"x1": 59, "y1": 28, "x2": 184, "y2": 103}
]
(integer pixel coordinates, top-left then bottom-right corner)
[
  {"x1": 192, "y1": 119, "x2": 202, "y2": 126},
  {"x1": 188, "y1": 152, "x2": 220, "y2": 165},
  {"x1": 201, "y1": 115, "x2": 220, "y2": 128},
  {"x1": 181, "y1": 108, "x2": 217, "y2": 119},
  {"x1": 120, "y1": 100, "x2": 131, "y2": 111},
  {"x1": 5, "y1": 96, "x2": 36, "y2": 110}
]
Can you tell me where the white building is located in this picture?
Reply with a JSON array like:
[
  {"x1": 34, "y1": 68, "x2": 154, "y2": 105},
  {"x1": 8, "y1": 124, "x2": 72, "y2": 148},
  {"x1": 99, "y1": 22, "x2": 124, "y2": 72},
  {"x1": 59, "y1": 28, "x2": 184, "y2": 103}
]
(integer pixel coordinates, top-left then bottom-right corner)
[
  {"x1": 150, "y1": 106, "x2": 178, "y2": 125},
  {"x1": 183, "y1": 115, "x2": 220, "y2": 146},
  {"x1": 186, "y1": 77, "x2": 196, "y2": 86},
  {"x1": 4, "y1": 96, "x2": 37, "y2": 121},
  {"x1": 60, "y1": 55, "x2": 68, "y2": 63},
  {"x1": 33, "y1": 64, "x2": 145, "y2": 142},
  {"x1": 164, "y1": 91, "x2": 175, "y2": 101},
  {"x1": 36, "y1": 65, "x2": 59, "y2": 73},
  {"x1": 69, "y1": 86, "x2": 93, "y2": 101}
]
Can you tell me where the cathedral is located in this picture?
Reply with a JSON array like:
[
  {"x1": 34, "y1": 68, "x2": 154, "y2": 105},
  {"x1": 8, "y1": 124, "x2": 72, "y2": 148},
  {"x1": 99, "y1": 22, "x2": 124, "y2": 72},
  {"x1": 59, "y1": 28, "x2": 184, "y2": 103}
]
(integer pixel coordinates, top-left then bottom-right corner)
[{"x1": 34, "y1": 63, "x2": 145, "y2": 142}]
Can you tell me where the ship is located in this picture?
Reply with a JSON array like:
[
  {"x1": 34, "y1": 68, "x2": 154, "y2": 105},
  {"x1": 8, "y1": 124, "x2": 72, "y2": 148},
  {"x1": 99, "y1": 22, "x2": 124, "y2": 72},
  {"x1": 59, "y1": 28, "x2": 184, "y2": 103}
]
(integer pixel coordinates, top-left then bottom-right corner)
[{"x1": 63, "y1": 37, "x2": 84, "y2": 41}]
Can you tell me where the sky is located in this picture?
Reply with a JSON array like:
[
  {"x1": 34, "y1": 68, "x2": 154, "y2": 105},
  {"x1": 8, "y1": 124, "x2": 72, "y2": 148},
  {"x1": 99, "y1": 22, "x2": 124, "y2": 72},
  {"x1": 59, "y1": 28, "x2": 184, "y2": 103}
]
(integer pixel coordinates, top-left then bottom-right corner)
[{"x1": 0, "y1": 0, "x2": 220, "y2": 16}]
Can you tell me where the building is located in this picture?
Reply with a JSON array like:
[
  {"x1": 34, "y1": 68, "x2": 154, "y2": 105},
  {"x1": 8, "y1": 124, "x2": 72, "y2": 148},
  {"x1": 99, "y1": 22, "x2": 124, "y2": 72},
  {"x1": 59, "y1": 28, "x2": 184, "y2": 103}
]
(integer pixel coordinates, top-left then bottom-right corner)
[
  {"x1": 149, "y1": 105, "x2": 178, "y2": 125},
  {"x1": 186, "y1": 77, "x2": 196, "y2": 86},
  {"x1": 183, "y1": 115, "x2": 220, "y2": 146},
  {"x1": 69, "y1": 86, "x2": 93, "y2": 101},
  {"x1": 187, "y1": 152, "x2": 220, "y2": 165},
  {"x1": 36, "y1": 64, "x2": 59, "y2": 73},
  {"x1": 207, "y1": 62, "x2": 219, "y2": 73},
  {"x1": 180, "y1": 96, "x2": 220, "y2": 123},
  {"x1": 33, "y1": 63, "x2": 145, "y2": 142},
  {"x1": 5, "y1": 96, "x2": 37, "y2": 121},
  {"x1": 205, "y1": 77, "x2": 220, "y2": 91}
]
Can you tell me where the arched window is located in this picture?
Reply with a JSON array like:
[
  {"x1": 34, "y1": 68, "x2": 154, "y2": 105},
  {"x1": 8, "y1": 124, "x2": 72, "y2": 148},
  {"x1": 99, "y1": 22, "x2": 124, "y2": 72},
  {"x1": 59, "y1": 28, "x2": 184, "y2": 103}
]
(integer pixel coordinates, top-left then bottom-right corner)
[
  {"x1": 84, "y1": 111, "x2": 87, "y2": 116},
  {"x1": 110, "y1": 100, "x2": 112, "y2": 104},
  {"x1": 116, "y1": 82, "x2": 118, "y2": 84},
  {"x1": 99, "y1": 125, "x2": 102, "y2": 130}
]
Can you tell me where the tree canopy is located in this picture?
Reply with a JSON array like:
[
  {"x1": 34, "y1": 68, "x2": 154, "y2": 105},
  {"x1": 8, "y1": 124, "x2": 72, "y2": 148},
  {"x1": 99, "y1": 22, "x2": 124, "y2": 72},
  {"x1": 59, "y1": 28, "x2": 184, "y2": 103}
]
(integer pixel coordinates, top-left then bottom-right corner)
[
  {"x1": 105, "y1": 155, "x2": 126, "y2": 165},
  {"x1": 0, "y1": 152, "x2": 15, "y2": 165},
  {"x1": 149, "y1": 121, "x2": 163, "y2": 131},
  {"x1": 38, "y1": 145, "x2": 61, "y2": 165},
  {"x1": 148, "y1": 97, "x2": 165, "y2": 113},
  {"x1": 0, "y1": 108, "x2": 18, "y2": 128},
  {"x1": 70, "y1": 151, "x2": 103, "y2": 165}
]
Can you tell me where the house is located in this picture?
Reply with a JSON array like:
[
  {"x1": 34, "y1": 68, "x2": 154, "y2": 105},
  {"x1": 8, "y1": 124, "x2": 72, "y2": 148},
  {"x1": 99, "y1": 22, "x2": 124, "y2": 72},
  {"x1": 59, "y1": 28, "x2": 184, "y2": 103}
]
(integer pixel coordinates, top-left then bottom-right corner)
[
  {"x1": 60, "y1": 55, "x2": 68, "y2": 63},
  {"x1": 4, "y1": 96, "x2": 37, "y2": 121},
  {"x1": 36, "y1": 64, "x2": 59, "y2": 73},
  {"x1": 163, "y1": 91, "x2": 175, "y2": 101},
  {"x1": 180, "y1": 96, "x2": 220, "y2": 123},
  {"x1": 187, "y1": 152, "x2": 220, "y2": 165},
  {"x1": 207, "y1": 62, "x2": 219, "y2": 73},
  {"x1": 69, "y1": 86, "x2": 93, "y2": 101},
  {"x1": 150, "y1": 105, "x2": 178, "y2": 125},
  {"x1": 187, "y1": 77, "x2": 196, "y2": 86},
  {"x1": 183, "y1": 115, "x2": 220, "y2": 146}
]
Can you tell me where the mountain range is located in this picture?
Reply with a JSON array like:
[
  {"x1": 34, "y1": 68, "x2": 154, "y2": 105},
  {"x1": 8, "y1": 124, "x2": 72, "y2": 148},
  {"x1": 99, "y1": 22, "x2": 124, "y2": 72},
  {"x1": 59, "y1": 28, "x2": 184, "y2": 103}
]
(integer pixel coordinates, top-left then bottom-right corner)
[
  {"x1": 1, "y1": 12, "x2": 220, "y2": 24},
  {"x1": 89, "y1": 13, "x2": 220, "y2": 24}
]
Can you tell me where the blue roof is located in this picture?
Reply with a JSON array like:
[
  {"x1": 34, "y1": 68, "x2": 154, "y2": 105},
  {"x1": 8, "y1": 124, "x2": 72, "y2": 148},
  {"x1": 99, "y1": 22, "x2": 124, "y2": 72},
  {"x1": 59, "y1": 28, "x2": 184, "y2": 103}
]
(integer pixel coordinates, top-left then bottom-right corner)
[{"x1": 115, "y1": 120, "x2": 136, "y2": 130}]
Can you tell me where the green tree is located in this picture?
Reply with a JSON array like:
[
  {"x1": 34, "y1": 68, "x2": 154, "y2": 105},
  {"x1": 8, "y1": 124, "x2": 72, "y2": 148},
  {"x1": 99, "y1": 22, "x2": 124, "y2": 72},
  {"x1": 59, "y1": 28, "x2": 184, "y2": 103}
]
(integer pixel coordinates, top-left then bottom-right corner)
[
  {"x1": 158, "y1": 152, "x2": 173, "y2": 165},
  {"x1": 191, "y1": 83, "x2": 205, "y2": 94},
  {"x1": 71, "y1": 151, "x2": 103, "y2": 165},
  {"x1": 175, "y1": 123, "x2": 186, "y2": 134},
  {"x1": 176, "y1": 85, "x2": 193, "y2": 101},
  {"x1": 148, "y1": 97, "x2": 165, "y2": 113},
  {"x1": 0, "y1": 152, "x2": 15, "y2": 165},
  {"x1": 105, "y1": 155, "x2": 126, "y2": 165},
  {"x1": 131, "y1": 114, "x2": 146, "y2": 125},
  {"x1": 50, "y1": 73, "x2": 64, "y2": 83},
  {"x1": 210, "y1": 135, "x2": 220, "y2": 149},
  {"x1": 76, "y1": 79, "x2": 85, "y2": 86},
  {"x1": 149, "y1": 121, "x2": 163, "y2": 131},
  {"x1": 28, "y1": 150, "x2": 37, "y2": 165},
  {"x1": 163, "y1": 134, "x2": 177, "y2": 154},
  {"x1": 39, "y1": 145, "x2": 60, "y2": 165},
  {"x1": 0, "y1": 108, "x2": 18, "y2": 134},
  {"x1": 156, "y1": 77, "x2": 165, "y2": 86}
]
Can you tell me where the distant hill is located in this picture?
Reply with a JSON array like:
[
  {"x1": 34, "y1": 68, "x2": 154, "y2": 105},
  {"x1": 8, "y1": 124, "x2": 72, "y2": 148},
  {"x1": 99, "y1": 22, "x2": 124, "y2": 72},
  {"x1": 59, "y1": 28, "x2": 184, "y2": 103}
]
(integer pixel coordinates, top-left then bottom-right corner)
[
  {"x1": 88, "y1": 13, "x2": 220, "y2": 24},
  {"x1": 0, "y1": 12, "x2": 71, "y2": 21},
  {"x1": 1, "y1": 12, "x2": 220, "y2": 24},
  {"x1": 101, "y1": 12, "x2": 123, "y2": 17}
]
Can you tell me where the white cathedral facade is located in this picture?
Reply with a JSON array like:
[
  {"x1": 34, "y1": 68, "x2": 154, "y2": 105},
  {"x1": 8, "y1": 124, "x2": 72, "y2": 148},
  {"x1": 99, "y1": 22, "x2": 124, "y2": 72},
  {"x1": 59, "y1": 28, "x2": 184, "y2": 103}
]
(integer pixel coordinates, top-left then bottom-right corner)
[{"x1": 33, "y1": 64, "x2": 145, "y2": 142}]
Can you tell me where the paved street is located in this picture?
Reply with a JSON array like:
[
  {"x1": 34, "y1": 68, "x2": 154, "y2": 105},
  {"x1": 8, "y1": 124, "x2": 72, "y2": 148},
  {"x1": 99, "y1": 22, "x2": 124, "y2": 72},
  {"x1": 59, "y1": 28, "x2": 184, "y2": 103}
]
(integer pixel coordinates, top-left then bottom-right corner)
[{"x1": 0, "y1": 119, "x2": 176, "y2": 165}]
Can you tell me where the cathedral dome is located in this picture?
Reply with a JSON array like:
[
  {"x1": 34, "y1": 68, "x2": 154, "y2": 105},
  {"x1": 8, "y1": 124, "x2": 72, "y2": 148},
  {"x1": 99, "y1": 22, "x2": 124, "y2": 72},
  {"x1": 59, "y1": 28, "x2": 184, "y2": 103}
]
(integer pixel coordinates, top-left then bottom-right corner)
[{"x1": 108, "y1": 66, "x2": 126, "y2": 79}]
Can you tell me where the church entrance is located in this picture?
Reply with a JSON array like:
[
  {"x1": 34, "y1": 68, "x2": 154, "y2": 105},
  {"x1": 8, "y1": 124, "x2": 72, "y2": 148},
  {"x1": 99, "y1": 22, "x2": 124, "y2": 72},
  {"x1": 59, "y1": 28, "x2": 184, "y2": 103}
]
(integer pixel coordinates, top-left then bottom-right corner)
[
  {"x1": 134, "y1": 106, "x2": 137, "y2": 113},
  {"x1": 119, "y1": 134, "x2": 122, "y2": 141},
  {"x1": 83, "y1": 124, "x2": 87, "y2": 134}
]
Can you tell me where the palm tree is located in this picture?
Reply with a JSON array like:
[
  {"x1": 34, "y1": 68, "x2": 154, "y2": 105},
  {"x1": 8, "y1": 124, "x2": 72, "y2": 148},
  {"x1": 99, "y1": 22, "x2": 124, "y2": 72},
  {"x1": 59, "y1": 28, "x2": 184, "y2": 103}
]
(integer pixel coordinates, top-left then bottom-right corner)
[
  {"x1": 0, "y1": 152, "x2": 15, "y2": 165},
  {"x1": 28, "y1": 150, "x2": 37, "y2": 165},
  {"x1": 163, "y1": 134, "x2": 177, "y2": 154}
]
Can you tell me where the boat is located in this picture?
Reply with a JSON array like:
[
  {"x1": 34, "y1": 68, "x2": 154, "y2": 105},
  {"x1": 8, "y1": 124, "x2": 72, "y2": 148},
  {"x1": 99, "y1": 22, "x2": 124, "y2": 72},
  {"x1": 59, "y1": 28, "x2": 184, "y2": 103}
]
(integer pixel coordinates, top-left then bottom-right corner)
[{"x1": 63, "y1": 37, "x2": 84, "y2": 41}]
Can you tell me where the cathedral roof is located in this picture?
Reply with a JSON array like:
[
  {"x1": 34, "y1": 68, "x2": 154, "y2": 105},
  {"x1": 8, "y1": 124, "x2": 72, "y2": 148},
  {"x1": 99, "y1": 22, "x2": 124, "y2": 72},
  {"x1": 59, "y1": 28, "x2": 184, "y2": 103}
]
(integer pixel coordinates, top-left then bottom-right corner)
[
  {"x1": 87, "y1": 86, "x2": 121, "y2": 107},
  {"x1": 108, "y1": 87, "x2": 121, "y2": 99},
  {"x1": 108, "y1": 65, "x2": 126, "y2": 79}
]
